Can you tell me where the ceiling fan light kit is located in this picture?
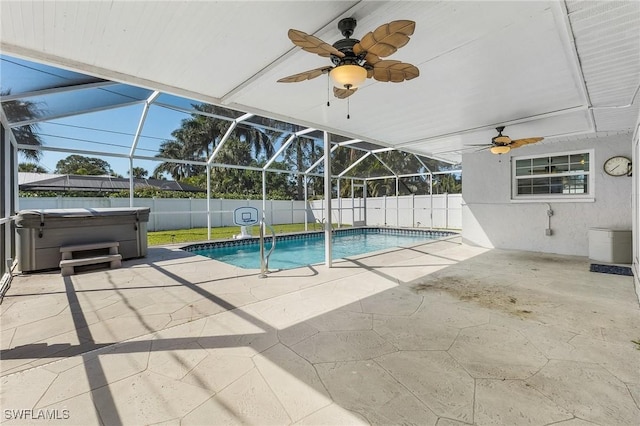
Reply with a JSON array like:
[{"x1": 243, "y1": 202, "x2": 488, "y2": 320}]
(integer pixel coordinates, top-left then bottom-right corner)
[
  {"x1": 490, "y1": 145, "x2": 511, "y2": 155},
  {"x1": 330, "y1": 64, "x2": 368, "y2": 89}
]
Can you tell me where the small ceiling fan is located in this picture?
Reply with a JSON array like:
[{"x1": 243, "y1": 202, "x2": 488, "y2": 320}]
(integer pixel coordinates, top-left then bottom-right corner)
[
  {"x1": 471, "y1": 126, "x2": 544, "y2": 154},
  {"x1": 277, "y1": 17, "x2": 419, "y2": 99}
]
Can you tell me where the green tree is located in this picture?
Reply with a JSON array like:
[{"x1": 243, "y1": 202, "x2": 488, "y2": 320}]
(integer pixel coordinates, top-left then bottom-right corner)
[
  {"x1": 153, "y1": 103, "x2": 275, "y2": 185},
  {"x1": 128, "y1": 167, "x2": 148, "y2": 179},
  {"x1": 153, "y1": 140, "x2": 202, "y2": 180},
  {"x1": 19, "y1": 162, "x2": 48, "y2": 173},
  {"x1": 210, "y1": 138, "x2": 256, "y2": 194},
  {"x1": 284, "y1": 137, "x2": 323, "y2": 200},
  {"x1": 1, "y1": 90, "x2": 44, "y2": 162},
  {"x1": 191, "y1": 104, "x2": 276, "y2": 160},
  {"x1": 433, "y1": 174, "x2": 461, "y2": 194},
  {"x1": 55, "y1": 155, "x2": 115, "y2": 176}
]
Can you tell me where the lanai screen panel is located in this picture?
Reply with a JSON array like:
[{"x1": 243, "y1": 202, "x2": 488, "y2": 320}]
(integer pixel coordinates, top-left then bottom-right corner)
[
  {"x1": 27, "y1": 105, "x2": 143, "y2": 155},
  {"x1": 283, "y1": 137, "x2": 325, "y2": 176},
  {"x1": 331, "y1": 145, "x2": 369, "y2": 177},
  {"x1": 153, "y1": 93, "x2": 247, "y2": 120},
  {"x1": 0, "y1": 56, "x2": 107, "y2": 95},
  {"x1": 4, "y1": 84, "x2": 151, "y2": 126}
]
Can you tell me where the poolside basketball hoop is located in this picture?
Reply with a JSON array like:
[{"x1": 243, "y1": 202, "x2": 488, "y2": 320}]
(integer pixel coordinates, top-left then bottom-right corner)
[{"x1": 233, "y1": 207, "x2": 259, "y2": 239}]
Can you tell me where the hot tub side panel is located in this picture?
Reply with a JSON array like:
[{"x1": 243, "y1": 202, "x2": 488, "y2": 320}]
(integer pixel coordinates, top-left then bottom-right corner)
[{"x1": 16, "y1": 208, "x2": 149, "y2": 272}]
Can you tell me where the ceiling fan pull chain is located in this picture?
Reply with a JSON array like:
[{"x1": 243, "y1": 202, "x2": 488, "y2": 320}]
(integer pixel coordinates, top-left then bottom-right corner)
[
  {"x1": 347, "y1": 97, "x2": 351, "y2": 119},
  {"x1": 327, "y1": 76, "x2": 331, "y2": 107}
]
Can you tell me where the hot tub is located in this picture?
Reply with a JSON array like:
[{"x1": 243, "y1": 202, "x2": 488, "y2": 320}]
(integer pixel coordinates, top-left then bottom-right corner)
[{"x1": 16, "y1": 207, "x2": 150, "y2": 272}]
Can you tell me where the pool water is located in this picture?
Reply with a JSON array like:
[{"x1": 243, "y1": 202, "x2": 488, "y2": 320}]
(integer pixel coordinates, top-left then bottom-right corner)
[{"x1": 185, "y1": 228, "x2": 453, "y2": 270}]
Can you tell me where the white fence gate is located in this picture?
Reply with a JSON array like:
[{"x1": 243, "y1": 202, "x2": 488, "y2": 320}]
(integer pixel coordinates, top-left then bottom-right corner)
[{"x1": 309, "y1": 194, "x2": 461, "y2": 229}]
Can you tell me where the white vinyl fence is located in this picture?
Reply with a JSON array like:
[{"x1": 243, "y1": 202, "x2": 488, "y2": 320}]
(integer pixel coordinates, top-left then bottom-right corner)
[
  {"x1": 309, "y1": 194, "x2": 462, "y2": 229},
  {"x1": 18, "y1": 194, "x2": 461, "y2": 232},
  {"x1": 17, "y1": 197, "x2": 311, "y2": 232}
]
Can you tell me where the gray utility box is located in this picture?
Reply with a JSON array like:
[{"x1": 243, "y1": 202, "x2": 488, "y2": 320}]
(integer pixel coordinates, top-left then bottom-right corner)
[
  {"x1": 16, "y1": 207, "x2": 150, "y2": 273},
  {"x1": 588, "y1": 228, "x2": 632, "y2": 264}
]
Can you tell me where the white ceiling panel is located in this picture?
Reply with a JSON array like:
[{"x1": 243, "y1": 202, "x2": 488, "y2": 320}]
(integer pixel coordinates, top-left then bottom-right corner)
[
  {"x1": 592, "y1": 105, "x2": 640, "y2": 132},
  {"x1": 1, "y1": 0, "x2": 638, "y2": 164},
  {"x1": 567, "y1": 0, "x2": 640, "y2": 108}
]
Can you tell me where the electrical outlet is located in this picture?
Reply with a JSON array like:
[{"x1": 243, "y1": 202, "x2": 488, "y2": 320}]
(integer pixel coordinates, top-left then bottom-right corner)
[{"x1": 545, "y1": 229, "x2": 553, "y2": 236}]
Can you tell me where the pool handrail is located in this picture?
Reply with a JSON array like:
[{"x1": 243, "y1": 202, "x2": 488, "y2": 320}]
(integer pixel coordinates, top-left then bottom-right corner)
[{"x1": 259, "y1": 220, "x2": 276, "y2": 278}]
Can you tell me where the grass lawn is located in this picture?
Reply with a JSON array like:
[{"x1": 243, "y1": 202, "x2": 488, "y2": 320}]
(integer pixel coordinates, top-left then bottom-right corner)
[{"x1": 147, "y1": 222, "x2": 342, "y2": 246}]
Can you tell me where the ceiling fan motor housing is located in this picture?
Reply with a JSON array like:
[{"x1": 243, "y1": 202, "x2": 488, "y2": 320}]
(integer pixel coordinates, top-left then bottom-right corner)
[
  {"x1": 338, "y1": 17, "x2": 357, "y2": 38},
  {"x1": 492, "y1": 126, "x2": 510, "y2": 145},
  {"x1": 331, "y1": 18, "x2": 369, "y2": 67},
  {"x1": 331, "y1": 38, "x2": 362, "y2": 65}
]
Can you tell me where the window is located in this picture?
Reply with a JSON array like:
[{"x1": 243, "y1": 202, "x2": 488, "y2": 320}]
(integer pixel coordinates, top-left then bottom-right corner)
[{"x1": 512, "y1": 150, "x2": 594, "y2": 201}]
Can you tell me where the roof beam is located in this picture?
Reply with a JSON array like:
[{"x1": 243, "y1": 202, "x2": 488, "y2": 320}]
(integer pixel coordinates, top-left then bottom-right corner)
[
  {"x1": 337, "y1": 139, "x2": 362, "y2": 146},
  {"x1": 130, "y1": 91, "x2": 161, "y2": 157},
  {"x1": 264, "y1": 133, "x2": 295, "y2": 170},
  {"x1": 372, "y1": 153, "x2": 397, "y2": 176},
  {"x1": 372, "y1": 147, "x2": 395, "y2": 154},
  {"x1": 413, "y1": 154, "x2": 432, "y2": 173},
  {"x1": 338, "y1": 152, "x2": 371, "y2": 177},
  {"x1": 305, "y1": 144, "x2": 339, "y2": 174},
  {"x1": 263, "y1": 127, "x2": 316, "y2": 170}
]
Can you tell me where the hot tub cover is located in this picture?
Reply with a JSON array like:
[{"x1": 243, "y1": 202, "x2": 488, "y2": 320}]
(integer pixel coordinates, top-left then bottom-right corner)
[{"x1": 16, "y1": 207, "x2": 150, "y2": 227}]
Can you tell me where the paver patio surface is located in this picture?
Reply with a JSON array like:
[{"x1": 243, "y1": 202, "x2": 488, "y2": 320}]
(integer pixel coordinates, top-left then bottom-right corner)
[{"x1": 1, "y1": 236, "x2": 639, "y2": 425}]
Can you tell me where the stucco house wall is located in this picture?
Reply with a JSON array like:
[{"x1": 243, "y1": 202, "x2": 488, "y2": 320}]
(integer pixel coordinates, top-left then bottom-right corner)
[{"x1": 462, "y1": 132, "x2": 633, "y2": 257}]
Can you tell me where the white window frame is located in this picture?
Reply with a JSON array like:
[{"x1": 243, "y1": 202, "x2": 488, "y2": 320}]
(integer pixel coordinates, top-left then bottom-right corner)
[{"x1": 511, "y1": 149, "x2": 595, "y2": 202}]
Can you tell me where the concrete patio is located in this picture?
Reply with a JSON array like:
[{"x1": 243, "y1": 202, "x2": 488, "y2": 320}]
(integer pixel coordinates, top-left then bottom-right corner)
[{"x1": 1, "y1": 236, "x2": 639, "y2": 425}]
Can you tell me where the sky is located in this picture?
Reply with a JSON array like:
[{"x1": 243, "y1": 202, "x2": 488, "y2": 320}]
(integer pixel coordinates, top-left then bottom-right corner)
[{"x1": 31, "y1": 103, "x2": 190, "y2": 177}]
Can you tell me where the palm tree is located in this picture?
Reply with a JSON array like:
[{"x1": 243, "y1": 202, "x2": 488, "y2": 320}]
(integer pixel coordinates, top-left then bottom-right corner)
[
  {"x1": 284, "y1": 136, "x2": 321, "y2": 200},
  {"x1": 128, "y1": 167, "x2": 148, "y2": 179},
  {"x1": 18, "y1": 162, "x2": 48, "y2": 173},
  {"x1": 433, "y1": 174, "x2": 461, "y2": 194},
  {"x1": 1, "y1": 90, "x2": 44, "y2": 161},
  {"x1": 153, "y1": 140, "x2": 202, "y2": 180},
  {"x1": 153, "y1": 103, "x2": 279, "y2": 187},
  {"x1": 173, "y1": 108, "x2": 225, "y2": 160},
  {"x1": 192, "y1": 104, "x2": 275, "y2": 160},
  {"x1": 210, "y1": 138, "x2": 256, "y2": 194}
]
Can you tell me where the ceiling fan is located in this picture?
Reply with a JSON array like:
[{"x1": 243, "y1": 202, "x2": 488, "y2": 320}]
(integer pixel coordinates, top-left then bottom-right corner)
[
  {"x1": 471, "y1": 126, "x2": 544, "y2": 154},
  {"x1": 277, "y1": 17, "x2": 419, "y2": 100}
]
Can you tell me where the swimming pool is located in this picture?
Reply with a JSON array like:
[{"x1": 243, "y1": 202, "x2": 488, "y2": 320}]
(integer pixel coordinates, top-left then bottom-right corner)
[{"x1": 183, "y1": 228, "x2": 455, "y2": 270}]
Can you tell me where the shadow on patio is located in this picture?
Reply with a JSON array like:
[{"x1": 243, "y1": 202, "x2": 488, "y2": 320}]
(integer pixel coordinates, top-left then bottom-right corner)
[{"x1": 1, "y1": 237, "x2": 639, "y2": 425}]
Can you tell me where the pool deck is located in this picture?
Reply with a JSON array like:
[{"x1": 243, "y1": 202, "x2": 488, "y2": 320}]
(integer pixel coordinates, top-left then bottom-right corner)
[{"x1": 1, "y1": 236, "x2": 639, "y2": 425}]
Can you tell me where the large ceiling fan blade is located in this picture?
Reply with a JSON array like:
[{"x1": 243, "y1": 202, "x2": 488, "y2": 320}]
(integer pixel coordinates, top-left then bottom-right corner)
[
  {"x1": 288, "y1": 29, "x2": 345, "y2": 58},
  {"x1": 353, "y1": 44, "x2": 382, "y2": 64},
  {"x1": 372, "y1": 60, "x2": 420, "y2": 82},
  {"x1": 493, "y1": 135, "x2": 511, "y2": 144},
  {"x1": 333, "y1": 86, "x2": 358, "y2": 99},
  {"x1": 510, "y1": 137, "x2": 544, "y2": 149},
  {"x1": 356, "y1": 20, "x2": 416, "y2": 58},
  {"x1": 277, "y1": 66, "x2": 332, "y2": 83}
]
